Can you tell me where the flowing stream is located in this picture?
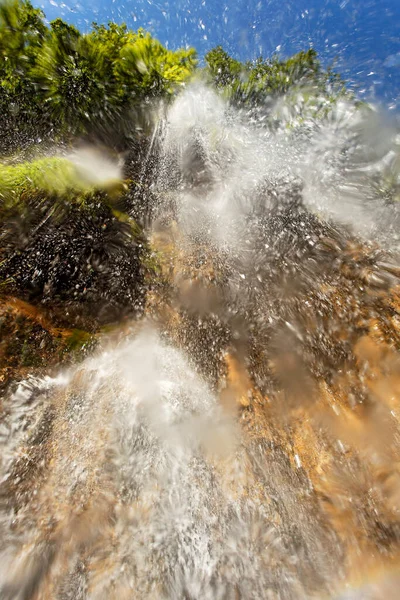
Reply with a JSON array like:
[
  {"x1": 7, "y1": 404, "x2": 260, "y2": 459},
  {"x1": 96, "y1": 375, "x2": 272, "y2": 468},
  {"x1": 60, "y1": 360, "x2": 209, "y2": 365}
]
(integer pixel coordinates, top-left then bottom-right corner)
[{"x1": 1, "y1": 84, "x2": 400, "y2": 599}]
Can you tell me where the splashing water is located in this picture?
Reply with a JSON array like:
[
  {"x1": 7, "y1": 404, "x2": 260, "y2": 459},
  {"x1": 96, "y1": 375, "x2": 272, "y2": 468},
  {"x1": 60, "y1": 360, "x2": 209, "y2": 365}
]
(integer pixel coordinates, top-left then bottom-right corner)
[
  {"x1": 0, "y1": 328, "x2": 339, "y2": 599},
  {"x1": 2, "y1": 83, "x2": 400, "y2": 599},
  {"x1": 66, "y1": 147, "x2": 123, "y2": 187},
  {"x1": 157, "y1": 83, "x2": 400, "y2": 249}
]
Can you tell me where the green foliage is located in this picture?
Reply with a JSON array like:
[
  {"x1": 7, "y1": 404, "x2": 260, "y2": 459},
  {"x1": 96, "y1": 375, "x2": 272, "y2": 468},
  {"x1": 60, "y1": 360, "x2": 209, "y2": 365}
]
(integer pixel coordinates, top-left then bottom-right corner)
[
  {"x1": 205, "y1": 46, "x2": 346, "y2": 108},
  {"x1": 31, "y1": 28, "x2": 109, "y2": 132},
  {"x1": 0, "y1": 0, "x2": 347, "y2": 151},
  {"x1": 203, "y1": 46, "x2": 242, "y2": 87},
  {"x1": 0, "y1": 1, "x2": 49, "y2": 150},
  {"x1": 118, "y1": 33, "x2": 196, "y2": 95},
  {"x1": 0, "y1": 0, "x2": 46, "y2": 70},
  {"x1": 0, "y1": 0, "x2": 197, "y2": 151}
]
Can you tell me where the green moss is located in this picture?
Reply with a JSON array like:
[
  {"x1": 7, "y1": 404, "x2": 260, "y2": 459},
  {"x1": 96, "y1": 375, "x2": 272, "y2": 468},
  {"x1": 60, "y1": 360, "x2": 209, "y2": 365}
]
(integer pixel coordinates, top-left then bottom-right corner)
[
  {"x1": 65, "y1": 328, "x2": 94, "y2": 351},
  {"x1": 141, "y1": 248, "x2": 163, "y2": 277},
  {"x1": 0, "y1": 156, "x2": 126, "y2": 210},
  {"x1": 0, "y1": 157, "x2": 86, "y2": 207},
  {"x1": 111, "y1": 208, "x2": 142, "y2": 237}
]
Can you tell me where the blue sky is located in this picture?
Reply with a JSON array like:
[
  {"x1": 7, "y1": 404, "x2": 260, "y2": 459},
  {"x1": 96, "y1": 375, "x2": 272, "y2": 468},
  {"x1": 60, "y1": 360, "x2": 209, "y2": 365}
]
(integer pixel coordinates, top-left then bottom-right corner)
[{"x1": 35, "y1": 0, "x2": 400, "y2": 109}]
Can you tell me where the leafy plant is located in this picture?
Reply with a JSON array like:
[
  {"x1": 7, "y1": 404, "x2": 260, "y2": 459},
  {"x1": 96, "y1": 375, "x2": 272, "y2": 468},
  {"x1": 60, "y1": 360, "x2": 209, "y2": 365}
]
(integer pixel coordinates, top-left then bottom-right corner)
[{"x1": 0, "y1": 0, "x2": 197, "y2": 151}]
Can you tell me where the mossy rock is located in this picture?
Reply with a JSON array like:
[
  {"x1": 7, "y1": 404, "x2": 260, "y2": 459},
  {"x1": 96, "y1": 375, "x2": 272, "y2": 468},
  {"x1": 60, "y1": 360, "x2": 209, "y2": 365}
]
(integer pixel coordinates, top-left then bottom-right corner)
[{"x1": 0, "y1": 155, "x2": 153, "y2": 326}]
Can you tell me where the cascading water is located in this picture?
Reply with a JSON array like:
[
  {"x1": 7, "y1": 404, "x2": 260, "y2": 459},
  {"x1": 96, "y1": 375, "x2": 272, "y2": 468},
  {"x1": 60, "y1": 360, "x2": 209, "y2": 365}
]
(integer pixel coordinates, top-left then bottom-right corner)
[
  {"x1": 1, "y1": 82, "x2": 400, "y2": 599},
  {"x1": 0, "y1": 328, "x2": 341, "y2": 600}
]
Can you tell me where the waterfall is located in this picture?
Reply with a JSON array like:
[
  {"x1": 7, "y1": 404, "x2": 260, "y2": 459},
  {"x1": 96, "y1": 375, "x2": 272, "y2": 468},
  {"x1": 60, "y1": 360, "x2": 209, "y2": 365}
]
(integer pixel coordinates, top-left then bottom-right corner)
[{"x1": 1, "y1": 83, "x2": 400, "y2": 599}]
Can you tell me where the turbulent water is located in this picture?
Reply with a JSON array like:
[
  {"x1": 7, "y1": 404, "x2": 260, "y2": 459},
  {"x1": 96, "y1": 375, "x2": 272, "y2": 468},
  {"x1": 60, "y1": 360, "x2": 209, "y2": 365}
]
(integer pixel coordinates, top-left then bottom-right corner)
[{"x1": 1, "y1": 85, "x2": 400, "y2": 598}]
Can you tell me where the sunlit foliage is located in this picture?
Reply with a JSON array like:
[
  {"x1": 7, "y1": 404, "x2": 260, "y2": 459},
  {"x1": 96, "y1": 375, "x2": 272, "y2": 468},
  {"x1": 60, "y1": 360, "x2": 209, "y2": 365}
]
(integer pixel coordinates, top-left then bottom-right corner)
[
  {"x1": 0, "y1": 0, "x2": 351, "y2": 152},
  {"x1": 205, "y1": 45, "x2": 346, "y2": 107},
  {"x1": 0, "y1": 0, "x2": 197, "y2": 151}
]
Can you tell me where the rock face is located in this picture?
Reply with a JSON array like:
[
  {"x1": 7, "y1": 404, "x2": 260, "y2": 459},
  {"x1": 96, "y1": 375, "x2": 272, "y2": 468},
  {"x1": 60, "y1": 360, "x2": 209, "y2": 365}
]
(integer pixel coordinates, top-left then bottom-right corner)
[
  {"x1": 1, "y1": 195, "x2": 146, "y2": 322},
  {"x1": 1, "y1": 87, "x2": 400, "y2": 598},
  {"x1": 0, "y1": 297, "x2": 94, "y2": 392},
  {"x1": 146, "y1": 191, "x2": 400, "y2": 597},
  {"x1": 1, "y1": 191, "x2": 400, "y2": 599},
  {"x1": 0, "y1": 156, "x2": 153, "y2": 386}
]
